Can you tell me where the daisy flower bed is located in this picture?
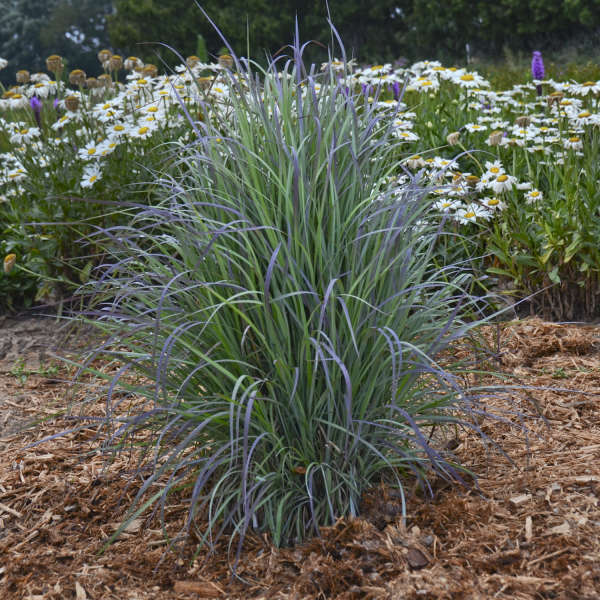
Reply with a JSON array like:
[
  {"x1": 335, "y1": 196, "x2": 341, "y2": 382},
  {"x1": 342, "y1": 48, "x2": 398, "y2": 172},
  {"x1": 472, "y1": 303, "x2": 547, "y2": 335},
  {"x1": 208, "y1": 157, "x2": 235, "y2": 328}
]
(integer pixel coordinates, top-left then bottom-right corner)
[{"x1": 1, "y1": 52, "x2": 600, "y2": 319}]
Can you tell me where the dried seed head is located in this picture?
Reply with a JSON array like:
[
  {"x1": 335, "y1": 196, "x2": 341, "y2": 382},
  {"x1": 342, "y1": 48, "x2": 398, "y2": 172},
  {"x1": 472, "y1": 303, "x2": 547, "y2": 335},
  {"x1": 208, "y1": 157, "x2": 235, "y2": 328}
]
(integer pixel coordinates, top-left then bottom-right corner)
[
  {"x1": 124, "y1": 56, "x2": 141, "y2": 71},
  {"x1": 197, "y1": 76, "x2": 213, "y2": 90},
  {"x1": 488, "y1": 130, "x2": 504, "y2": 146},
  {"x1": 69, "y1": 69, "x2": 86, "y2": 85},
  {"x1": 97, "y1": 73, "x2": 113, "y2": 88},
  {"x1": 64, "y1": 95, "x2": 80, "y2": 111},
  {"x1": 142, "y1": 64, "x2": 158, "y2": 78},
  {"x1": 108, "y1": 55, "x2": 123, "y2": 71},
  {"x1": 45, "y1": 54, "x2": 63, "y2": 73},
  {"x1": 97, "y1": 49, "x2": 112, "y2": 64},
  {"x1": 218, "y1": 54, "x2": 234, "y2": 69},
  {"x1": 186, "y1": 55, "x2": 201, "y2": 68},
  {"x1": 446, "y1": 131, "x2": 460, "y2": 146},
  {"x1": 515, "y1": 115, "x2": 531, "y2": 127},
  {"x1": 16, "y1": 69, "x2": 30, "y2": 84},
  {"x1": 547, "y1": 90, "x2": 564, "y2": 107}
]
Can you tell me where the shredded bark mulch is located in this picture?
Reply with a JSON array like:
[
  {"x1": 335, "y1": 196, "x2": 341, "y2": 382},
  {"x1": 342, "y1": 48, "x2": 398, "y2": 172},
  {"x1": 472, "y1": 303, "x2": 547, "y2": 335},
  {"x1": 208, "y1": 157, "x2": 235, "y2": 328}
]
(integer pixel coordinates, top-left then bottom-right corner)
[{"x1": 1, "y1": 317, "x2": 600, "y2": 599}]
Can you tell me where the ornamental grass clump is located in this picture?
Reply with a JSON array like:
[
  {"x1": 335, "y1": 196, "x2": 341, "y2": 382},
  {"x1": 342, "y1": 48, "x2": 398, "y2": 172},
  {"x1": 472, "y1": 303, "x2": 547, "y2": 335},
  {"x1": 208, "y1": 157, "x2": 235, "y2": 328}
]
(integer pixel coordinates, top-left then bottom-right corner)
[{"x1": 78, "y1": 32, "x2": 495, "y2": 554}]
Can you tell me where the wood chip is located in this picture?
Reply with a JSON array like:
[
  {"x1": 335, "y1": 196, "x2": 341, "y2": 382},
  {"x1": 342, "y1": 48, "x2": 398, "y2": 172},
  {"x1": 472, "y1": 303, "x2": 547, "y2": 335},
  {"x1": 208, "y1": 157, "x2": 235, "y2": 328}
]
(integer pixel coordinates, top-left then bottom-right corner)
[
  {"x1": 529, "y1": 547, "x2": 572, "y2": 567},
  {"x1": 545, "y1": 522, "x2": 570, "y2": 536},
  {"x1": 173, "y1": 580, "x2": 224, "y2": 596},
  {"x1": 109, "y1": 518, "x2": 143, "y2": 534},
  {"x1": 0, "y1": 502, "x2": 22, "y2": 518},
  {"x1": 573, "y1": 475, "x2": 599, "y2": 484},
  {"x1": 406, "y1": 546, "x2": 429, "y2": 570},
  {"x1": 75, "y1": 581, "x2": 87, "y2": 600},
  {"x1": 509, "y1": 493, "x2": 532, "y2": 507},
  {"x1": 525, "y1": 515, "x2": 533, "y2": 541}
]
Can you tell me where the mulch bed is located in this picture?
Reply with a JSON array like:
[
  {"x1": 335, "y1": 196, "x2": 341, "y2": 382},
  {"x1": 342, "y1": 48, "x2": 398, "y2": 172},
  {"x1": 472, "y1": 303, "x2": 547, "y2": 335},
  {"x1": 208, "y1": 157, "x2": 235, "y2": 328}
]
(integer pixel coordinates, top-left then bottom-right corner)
[{"x1": 1, "y1": 317, "x2": 600, "y2": 599}]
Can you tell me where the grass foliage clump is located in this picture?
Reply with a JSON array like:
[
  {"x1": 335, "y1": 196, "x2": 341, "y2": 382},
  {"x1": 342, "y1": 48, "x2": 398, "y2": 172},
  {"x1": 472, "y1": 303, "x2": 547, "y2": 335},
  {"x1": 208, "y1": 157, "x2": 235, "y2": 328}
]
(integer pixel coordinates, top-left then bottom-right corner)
[{"x1": 80, "y1": 33, "x2": 492, "y2": 553}]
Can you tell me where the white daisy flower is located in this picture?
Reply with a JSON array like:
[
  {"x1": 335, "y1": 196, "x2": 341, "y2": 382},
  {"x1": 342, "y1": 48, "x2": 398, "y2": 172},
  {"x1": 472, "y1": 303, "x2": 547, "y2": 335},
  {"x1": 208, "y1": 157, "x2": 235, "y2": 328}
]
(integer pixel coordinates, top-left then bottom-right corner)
[
  {"x1": 464, "y1": 122, "x2": 487, "y2": 133},
  {"x1": 51, "y1": 113, "x2": 76, "y2": 131},
  {"x1": 573, "y1": 81, "x2": 600, "y2": 96},
  {"x1": 5, "y1": 167, "x2": 26, "y2": 183},
  {"x1": 78, "y1": 140, "x2": 101, "y2": 161},
  {"x1": 81, "y1": 164, "x2": 102, "y2": 188},
  {"x1": 564, "y1": 135, "x2": 583, "y2": 150},
  {"x1": 9, "y1": 127, "x2": 40, "y2": 144},
  {"x1": 408, "y1": 76, "x2": 439, "y2": 92},
  {"x1": 392, "y1": 129, "x2": 419, "y2": 142},
  {"x1": 483, "y1": 160, "x2": 505, "y2": 178},
  {"x1": 404, "y1": 155, "x2": 427, "y2": 169},
  {"x1": 7, "y1": 94, "x2": 29, "y2": 110},
  {"x1": 108, "y1": 122, "x2": 128, "y2": 137},
  {"x1": 490, "y1": 173, "x2": 517, "y2": 194},
  {"x1": 97, "y1": 140, "x2": 118, "y2": 157},
  {"x1": 481, "y1": 196, "x2": 505, "y2": 211},
  {"x1": 525, "y1": 189, "x2": 543, "y2": 204},
  {"x1": 434, "y1": 198, "x2": 461, "y2": 212},
  {"x1": 456, "y1": 203, "x2": 491, "y2": 224},
  {"x1": 128, "y1": 123, "x2": 156, "y2": 140}
]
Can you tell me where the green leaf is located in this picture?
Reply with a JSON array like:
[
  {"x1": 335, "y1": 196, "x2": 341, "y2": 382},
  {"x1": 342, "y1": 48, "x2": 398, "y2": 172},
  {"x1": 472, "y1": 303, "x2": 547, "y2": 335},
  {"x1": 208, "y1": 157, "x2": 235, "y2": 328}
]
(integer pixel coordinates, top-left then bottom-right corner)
[
  {"x1": 80, "y1": 260, "x2": 94, "y2": 284},
  {"x1": 564, "y1": 234, "x2": 582, "y2": 263},
  {"x1": 548, "y1": 266, "x2": 561, "y2": 285}
]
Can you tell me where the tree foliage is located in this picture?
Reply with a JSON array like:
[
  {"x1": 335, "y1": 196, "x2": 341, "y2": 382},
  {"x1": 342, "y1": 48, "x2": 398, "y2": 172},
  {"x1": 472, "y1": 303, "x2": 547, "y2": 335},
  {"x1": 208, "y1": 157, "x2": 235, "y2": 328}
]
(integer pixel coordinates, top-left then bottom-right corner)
[
  {"x1": 405, "y1": 0, "x2": 600, "y2": 61},
  {"x1": 107, "y1": 1, "x2": 405, "y2": 66},
  {"x1": 106, "y1": 0, "x2": 600, "y2": 68},
  {"x1": 0, "y1": 0, "x2": 113, "y2": 85},
  {"x1": 2, "y1": 1, "x2": 598, "y2": 84}
]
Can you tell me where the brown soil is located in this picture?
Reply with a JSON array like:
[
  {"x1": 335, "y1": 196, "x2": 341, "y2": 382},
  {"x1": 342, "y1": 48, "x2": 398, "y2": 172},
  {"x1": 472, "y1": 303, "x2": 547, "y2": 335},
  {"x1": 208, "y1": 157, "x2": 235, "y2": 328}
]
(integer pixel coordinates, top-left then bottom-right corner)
[{"x1": 1, "y1": 317, "x2": 600, "y2": 599}]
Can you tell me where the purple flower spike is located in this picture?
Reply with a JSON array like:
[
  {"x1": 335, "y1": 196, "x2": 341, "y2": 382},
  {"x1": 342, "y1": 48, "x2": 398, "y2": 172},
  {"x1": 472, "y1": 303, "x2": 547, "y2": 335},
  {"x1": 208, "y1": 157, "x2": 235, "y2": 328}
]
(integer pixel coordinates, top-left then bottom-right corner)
[
  {"x1": 30, "y1": 96, "x2": 42, "y2": 113},
  {"x1": 531, "y1": 51, "x2": 544, "y2": 80},
  {"x1": 531, "y1": 51, "x2": 545, "y2": 96},
  {"x1": 30, "y1": 96, "x2": 42, "y2": 129}
]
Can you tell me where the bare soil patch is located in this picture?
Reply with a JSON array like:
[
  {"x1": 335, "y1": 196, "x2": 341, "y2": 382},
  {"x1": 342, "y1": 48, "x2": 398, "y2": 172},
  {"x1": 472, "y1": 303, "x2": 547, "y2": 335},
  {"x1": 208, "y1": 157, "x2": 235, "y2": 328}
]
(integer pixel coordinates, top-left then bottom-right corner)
[{"x1": 1, "y1": 317, "x2": 599, "y2": 599}]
